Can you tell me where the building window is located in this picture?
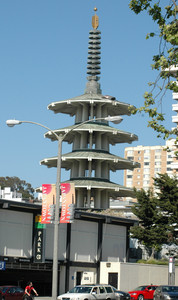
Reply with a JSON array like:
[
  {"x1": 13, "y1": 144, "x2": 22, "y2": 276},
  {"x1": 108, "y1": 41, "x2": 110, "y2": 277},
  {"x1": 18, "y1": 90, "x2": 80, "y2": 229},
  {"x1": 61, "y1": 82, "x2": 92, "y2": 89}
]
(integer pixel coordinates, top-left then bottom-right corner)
[
  {"x1": 137, "y1": 169, "x2": 141, "y2": 172},
  {"x1": 144, "y1": 149, "x2": 150, "y2": 154},
  {"x1": 155, "y1": 162, "x2": 161, "y2": 166},
  {"x1": 167, "y1": 168, "x2": 172, "y2": 171},
  {"x1": 127, "y1": 175, "x2": 133, "y2": 178},
  {"x1": 155, "y1": 149, "x2": 161, "y2": 153},
  {"x1": 155, "y1": 155, "x2": 161, "y2": 159},
  {"x1": 137, "y1": 175, "x2": 140, "y2": 178},
  {"x1": 127, "y1": 156, "x2": 134, "y2": 161},
  {"x1": 143, "y1": 180, "x2": 150, "y2": 185},
  {"x1": 155, "y1": 168, "x2": 161, "y2": 172},
  {"x1": 144, "y1": 174, "x2": 149, "y2": 179},
  {"x1": 127, "y1": 150, "x2": 133, "y2": 155},
  {"x1": 144, "y1": 162, "x2": 150, "y2": 166}
]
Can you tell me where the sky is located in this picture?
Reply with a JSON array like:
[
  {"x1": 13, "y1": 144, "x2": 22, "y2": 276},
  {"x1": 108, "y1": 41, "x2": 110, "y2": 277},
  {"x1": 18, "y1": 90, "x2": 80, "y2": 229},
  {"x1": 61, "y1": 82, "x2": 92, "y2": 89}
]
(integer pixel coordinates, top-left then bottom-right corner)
[{"x1": 0, "y1": 0, "x2": 173, "y2": 191}]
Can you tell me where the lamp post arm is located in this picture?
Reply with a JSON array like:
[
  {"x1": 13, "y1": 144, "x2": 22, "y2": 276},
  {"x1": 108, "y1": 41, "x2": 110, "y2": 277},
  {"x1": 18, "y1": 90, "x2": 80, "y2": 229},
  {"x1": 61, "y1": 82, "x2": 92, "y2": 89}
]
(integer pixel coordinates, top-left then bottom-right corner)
[{"x1": 18, "y1": 120, "x2": 60, "y2": 141}]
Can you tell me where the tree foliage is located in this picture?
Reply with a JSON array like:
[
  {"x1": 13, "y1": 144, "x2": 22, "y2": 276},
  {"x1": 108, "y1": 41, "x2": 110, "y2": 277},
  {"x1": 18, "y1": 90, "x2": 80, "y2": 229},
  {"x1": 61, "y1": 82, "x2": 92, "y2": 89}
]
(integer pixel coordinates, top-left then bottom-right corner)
[
  {"x1": 130, "y1": 174, "x2": 178, "y2": 258},
  {"x1": 129, "y1": 0, "x2": 178, "y2": 140},
  {"x1": 0, "y1": 176, "x2": 34, "y2": 199}
]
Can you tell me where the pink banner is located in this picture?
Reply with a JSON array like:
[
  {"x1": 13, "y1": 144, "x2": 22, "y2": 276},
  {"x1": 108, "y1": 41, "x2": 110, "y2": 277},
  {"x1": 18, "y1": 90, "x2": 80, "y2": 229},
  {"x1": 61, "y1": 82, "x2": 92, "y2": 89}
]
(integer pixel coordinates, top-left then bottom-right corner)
[
  {"x1": 60, "y1": 183, "x2": 75, "y2": 223},
  {"x1": 41, "y1": 184, "x2": 56, "y2": 224}
]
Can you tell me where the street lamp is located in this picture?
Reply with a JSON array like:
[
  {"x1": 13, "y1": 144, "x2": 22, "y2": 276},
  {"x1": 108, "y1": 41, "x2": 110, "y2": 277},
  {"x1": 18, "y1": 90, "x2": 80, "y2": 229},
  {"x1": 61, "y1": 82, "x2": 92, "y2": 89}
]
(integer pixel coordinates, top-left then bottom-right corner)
[{"x1": 6, "y1": 115, "x2": 123, "y2": 300}]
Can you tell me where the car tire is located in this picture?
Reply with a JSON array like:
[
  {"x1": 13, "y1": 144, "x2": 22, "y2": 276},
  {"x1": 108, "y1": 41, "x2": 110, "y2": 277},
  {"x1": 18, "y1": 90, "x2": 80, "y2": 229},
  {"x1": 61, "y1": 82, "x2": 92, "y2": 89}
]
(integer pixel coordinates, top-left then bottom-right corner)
[{"x1": 138, "y1": 295, "x2": 144, "y2": 300}]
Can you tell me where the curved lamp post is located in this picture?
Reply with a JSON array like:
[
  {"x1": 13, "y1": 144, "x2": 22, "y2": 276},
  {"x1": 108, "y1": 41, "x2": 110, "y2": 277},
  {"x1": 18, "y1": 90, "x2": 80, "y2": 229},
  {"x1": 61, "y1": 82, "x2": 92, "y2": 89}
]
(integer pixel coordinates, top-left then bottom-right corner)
[{"x1": 6, "y1": 115, "x2": 122, "y2": 300}]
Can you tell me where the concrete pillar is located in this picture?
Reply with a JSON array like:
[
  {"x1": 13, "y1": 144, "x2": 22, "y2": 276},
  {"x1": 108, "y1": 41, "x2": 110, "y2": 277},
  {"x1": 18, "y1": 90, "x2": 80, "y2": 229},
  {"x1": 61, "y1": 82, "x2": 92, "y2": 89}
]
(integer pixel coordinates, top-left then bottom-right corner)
[
  {"x1": 87, "y1": 189, "x2": 91, "y2": 207},
  {"x1": 101, "y1": 162, "x2": 109, "y2": 180},
  {"x1": 95, "y1": 161, "x2": 101, "y2": 178},
  {"x1": 89, "y1": 132, "x2": 93, "y2": 149},
  {"x1": 73, "y1": 134, "x2": 80, "y2": 151},
  {"x1": 88, "y1": 160, "x2": 92, "y2": 177},
  {"x1": 94, "y1": 190, "x2": 101, "y2": 208},
  {"x1": 77, "y1": 190, "x2": 84, "y2": 208},
  {"x1": 101, "y1": 135, "x2": 109, "y2": 151},
  {"x1": 95, "y1": 133, "x2": 101, "y2": 150},
  {"x1": 75, "y1": 106, "x2": 82, "y2": 123},
  {"x1": 82, "y1": 103, "x2": 89, "y2": 122},
  {"x1": 71, "y1": 161, "x2": 78, "y2": 178},
  {"x1": 80, "y1": 132, "x2": 88, "y2": 149},
  {"x1": 79, "y1": 160, "x2": 85, "y2": 177},
  {"x1": 101, "y1": 191, "x2": 109, "y2": 209}
]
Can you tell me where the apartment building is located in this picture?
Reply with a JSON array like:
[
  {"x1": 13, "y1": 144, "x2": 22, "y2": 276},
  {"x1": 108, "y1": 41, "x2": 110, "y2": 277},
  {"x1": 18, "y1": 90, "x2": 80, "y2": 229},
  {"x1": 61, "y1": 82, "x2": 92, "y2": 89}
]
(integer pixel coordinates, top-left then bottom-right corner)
[{"x1": 124, "y1": 140, "x2": 177, "y2": 202}]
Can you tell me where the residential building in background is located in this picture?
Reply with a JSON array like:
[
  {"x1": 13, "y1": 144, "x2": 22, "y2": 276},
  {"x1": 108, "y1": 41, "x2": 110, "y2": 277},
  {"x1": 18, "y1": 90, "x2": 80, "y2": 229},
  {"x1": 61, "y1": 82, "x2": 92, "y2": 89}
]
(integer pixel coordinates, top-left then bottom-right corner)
[{"x1": 124, "y1": 140, "x2": 177, "y2": 202}]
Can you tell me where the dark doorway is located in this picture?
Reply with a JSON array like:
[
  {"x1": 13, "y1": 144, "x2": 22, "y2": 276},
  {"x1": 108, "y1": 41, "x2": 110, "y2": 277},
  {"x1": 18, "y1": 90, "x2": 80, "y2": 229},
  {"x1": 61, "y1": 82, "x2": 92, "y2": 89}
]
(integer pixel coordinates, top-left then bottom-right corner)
[
  {"x1": 108, "y1": 272, "x2": 118, "y2": 289},
  {"x1": 76, "y1": 272, "x2": 82, "y2": 285}
]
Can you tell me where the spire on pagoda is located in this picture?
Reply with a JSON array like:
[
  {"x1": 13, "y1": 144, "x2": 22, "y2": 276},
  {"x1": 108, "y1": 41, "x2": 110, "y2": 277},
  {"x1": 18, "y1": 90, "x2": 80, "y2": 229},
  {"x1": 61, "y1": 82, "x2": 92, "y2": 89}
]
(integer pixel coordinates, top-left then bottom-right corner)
[{"x1": 85, "y1": 8, "x2": 102, "y2": 94}]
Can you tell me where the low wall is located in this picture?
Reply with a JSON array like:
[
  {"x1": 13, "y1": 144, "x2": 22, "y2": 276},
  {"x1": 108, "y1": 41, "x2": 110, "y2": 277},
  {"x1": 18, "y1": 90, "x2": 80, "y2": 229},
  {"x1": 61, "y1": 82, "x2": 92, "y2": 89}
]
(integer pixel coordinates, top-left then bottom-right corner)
[{"x1": 100, "y1": 262, "x2": 178, "y2": 292}]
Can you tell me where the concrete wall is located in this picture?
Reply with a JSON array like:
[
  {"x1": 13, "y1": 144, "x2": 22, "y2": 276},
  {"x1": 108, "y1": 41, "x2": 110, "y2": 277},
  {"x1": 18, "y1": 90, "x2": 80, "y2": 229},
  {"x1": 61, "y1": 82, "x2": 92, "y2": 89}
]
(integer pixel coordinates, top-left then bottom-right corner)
[
  {"x1": 100, "y1": 262, "x2": 178, "y2": 292},
  {"x1": 0, "y1": 209, "x2": 33, "y2": 257}
]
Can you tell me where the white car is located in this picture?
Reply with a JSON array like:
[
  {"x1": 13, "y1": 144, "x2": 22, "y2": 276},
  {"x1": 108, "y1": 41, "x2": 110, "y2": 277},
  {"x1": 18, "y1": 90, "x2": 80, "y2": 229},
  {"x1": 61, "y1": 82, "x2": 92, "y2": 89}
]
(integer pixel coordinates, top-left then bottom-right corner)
[{"x1": 57, "y1": 284, "x2": 116, "y2": 300}]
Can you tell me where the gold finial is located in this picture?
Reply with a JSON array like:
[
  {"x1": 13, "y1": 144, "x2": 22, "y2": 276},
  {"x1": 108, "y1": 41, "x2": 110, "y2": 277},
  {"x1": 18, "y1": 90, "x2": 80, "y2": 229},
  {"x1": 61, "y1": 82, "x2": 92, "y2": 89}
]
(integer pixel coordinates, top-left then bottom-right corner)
[{"x1": 92, "y1": 7, "x2": 99, "y2": 29}]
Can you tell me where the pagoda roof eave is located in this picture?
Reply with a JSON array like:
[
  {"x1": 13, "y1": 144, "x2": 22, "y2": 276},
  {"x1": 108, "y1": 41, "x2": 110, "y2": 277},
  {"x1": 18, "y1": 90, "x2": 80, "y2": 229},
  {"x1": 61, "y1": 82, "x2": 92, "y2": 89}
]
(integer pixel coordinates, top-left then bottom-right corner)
[
  {"x1": 40, "y1": 152, "x2": 140, "y2": 171},
  {"x1": 44, "y1": 123, "x2": 138, "y2": 144},
  {"x1": 48, "y1": 93, "x2": 134, "y2": 116},
  {"x1": 63, "y1": 179, "x2": 135, "y2": 198}
]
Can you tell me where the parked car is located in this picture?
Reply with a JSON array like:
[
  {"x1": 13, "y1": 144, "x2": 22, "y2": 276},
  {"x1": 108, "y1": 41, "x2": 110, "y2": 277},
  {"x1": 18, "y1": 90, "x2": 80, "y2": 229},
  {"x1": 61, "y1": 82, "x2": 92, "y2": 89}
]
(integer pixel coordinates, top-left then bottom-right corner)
[
  {"x1": 57, "y1": 284, "x2": 116, "y2": 300},
  {"x1": 112, "y1": 287, "x2": 131, "y2": 300},
  {"x1": 0, "y1": 286, "x2": 24, "y2": 300},
  {"x1": 128, "y1": 285, "x2": 158, "y2": 300},
  {"x1": 153, "y1": 285, "x2": 178, "y2": 300}
]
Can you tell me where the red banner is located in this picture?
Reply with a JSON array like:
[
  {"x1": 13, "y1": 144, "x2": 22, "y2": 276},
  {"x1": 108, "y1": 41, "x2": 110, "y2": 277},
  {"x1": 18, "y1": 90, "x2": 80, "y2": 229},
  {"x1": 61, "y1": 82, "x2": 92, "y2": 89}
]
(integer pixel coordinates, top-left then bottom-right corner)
[
  {"x1": 41, "y1": 184, "x2": 56, "y2": 224},
  {"x1": 60, "y1": 183, "x2": 75, "y2": 223}
]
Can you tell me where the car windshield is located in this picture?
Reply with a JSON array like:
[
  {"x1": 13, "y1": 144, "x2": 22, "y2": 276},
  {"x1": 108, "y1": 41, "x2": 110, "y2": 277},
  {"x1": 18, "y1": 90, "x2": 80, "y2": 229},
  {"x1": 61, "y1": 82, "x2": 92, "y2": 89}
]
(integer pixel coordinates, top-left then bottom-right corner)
[
  {"x1": 68, "y1": 286, "x2": 93, "y2": 294},
  {"x1": 162, "y1": 286, "x2": 178, "y2": 293},
  {"x1": 134, "y1": 286, "x2": 148, "y2": 291}
]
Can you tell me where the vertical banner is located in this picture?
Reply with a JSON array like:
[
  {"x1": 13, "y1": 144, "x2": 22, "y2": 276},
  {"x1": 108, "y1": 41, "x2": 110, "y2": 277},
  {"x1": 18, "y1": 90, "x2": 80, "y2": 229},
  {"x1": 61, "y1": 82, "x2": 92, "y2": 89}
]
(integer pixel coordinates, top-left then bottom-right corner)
[
  {"x1": 60, "y1": 183, "x2": 75, "y2": 223},
  {"x1": 41, "y1": 184, "x2": 56, "y2": 224},
  {"x1": 34, "y1": 215, "x2": 45, "y2": 263}
]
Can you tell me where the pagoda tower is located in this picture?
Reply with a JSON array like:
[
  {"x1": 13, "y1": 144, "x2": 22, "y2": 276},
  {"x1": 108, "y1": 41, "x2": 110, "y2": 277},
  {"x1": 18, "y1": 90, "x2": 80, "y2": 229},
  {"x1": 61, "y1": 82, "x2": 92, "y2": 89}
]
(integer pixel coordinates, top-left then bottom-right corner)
[{"x1": 40, "y1": 8, "x2": 139, "y2": 209}]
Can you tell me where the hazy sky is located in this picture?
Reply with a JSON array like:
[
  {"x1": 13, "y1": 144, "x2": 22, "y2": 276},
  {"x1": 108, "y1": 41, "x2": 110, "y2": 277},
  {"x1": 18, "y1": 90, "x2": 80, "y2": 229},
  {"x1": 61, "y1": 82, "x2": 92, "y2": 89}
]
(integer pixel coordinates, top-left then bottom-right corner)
[{"x1": 1, "y1": 0, "x2": 173, "y2": 190}]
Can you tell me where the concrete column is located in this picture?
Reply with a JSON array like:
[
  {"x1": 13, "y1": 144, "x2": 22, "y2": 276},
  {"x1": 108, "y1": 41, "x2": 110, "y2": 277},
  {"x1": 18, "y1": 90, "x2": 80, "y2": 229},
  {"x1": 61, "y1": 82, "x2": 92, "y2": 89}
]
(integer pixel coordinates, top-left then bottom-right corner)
[
  {"x1": 87, "y1": 189, "x2": 91, "y2": 207},
  {"x1": 73, "y1": 134, "x2": 80, "y2": 151},
  {"x1": 79, "y1": 160, "x2": 85, "y2": 177},
  {"x1": 102, "y1": 106, "x2": 108, "y2": 124},
  {"x1": 80, "y1": 132, "x2": 88, "y2": 149},
  {"x1": 95, "y1": 161, "x2": 101, "y2": 178},
  {"x1": 89, "y1": 132, "x2": 93, "y2": 149},
  {"x1": 82, "y1": 103, "x2": 89, "y2": 122},
  {"x1": 95, "y1": 133, "x2": 101, "y2": 150},
  {"x1": 94, "y1": 190, "x2": 101, "y2": 208},
  {"x1": 101, "y1": 135, "x2": 109, "y2": 151},
  {"x1": 77, "y1": 189, "x2": 84, "y2": 208},
  {"x1": 101, "y1": 190, "x2": 109, "y2": 209},
  {"x1": 90, "y1": 103, "x2": 94, "y2": 119},
  {"x1": 101, "y1": 162, "x2": 109, "y2": 180},
  {"x1": 96, "y1": 104, "x2": 102, "y2": 120},
  {"x1": 75, "y1": 106, "x2": 82, "y2": 123},
  {"x1": 71, "y1": 161, "x2": 78, "y2": 178},
  {"x1": 88, "y1": 160, "x2": 92, "y2": 177}
]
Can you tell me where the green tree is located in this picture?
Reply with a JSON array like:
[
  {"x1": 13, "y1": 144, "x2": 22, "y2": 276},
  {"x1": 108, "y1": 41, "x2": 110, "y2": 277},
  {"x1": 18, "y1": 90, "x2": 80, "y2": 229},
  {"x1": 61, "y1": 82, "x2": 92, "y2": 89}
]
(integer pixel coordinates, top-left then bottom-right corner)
[
  {"x1": 130, "y1": 188, "x2": 168, "y2": 258},
  {"x1": 154, "y1": 173, "x2": 178, "y2": 245},
  {"x1": 0, "y1": 176, "x2": 34, "y2": 199},
  {"x1": 129, "y1": 0, "x2": 178, "y2": 141}
]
